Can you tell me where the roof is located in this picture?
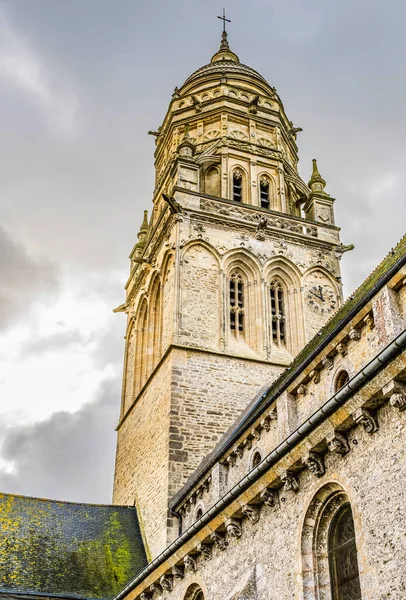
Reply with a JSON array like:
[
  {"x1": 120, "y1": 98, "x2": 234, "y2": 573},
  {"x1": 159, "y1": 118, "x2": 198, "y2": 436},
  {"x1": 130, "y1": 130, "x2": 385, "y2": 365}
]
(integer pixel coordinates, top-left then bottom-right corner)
[
  {"x1": 0, "y1": 493, "x2": 147, "y2": 600},
  {"x1": 183, "y1": 60, "x2": 269, "y2": 88},
  {"x1": 171, "y1": 234, "x2": 406, "y2": 509}
]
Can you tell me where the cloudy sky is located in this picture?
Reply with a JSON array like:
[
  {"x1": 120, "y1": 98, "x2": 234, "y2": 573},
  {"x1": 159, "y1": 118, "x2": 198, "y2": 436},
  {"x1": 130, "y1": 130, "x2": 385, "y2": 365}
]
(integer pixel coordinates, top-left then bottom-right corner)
[{"x1": 0, "y1": 0, "x2": 404, "y2": 504}]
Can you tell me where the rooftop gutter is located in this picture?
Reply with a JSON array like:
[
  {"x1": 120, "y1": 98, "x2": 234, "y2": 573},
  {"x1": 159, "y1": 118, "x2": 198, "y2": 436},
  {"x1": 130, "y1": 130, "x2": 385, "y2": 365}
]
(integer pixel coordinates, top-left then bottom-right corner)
[
  {"x1": 170, "y1": 247, "x2": 406, "y2": 510},
  {"x1": 114, "y1": 327, "x2": 406, "y2": 600}
]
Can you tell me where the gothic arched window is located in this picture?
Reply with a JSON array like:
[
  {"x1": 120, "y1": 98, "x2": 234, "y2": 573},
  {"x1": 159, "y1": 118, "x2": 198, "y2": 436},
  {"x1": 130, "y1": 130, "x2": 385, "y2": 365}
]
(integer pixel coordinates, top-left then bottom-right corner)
[
  {"x1": 270, "y1": 280, "x2": 285, "y2": 346},
  {"x1": 230, "y1": 272, "x2": 244, "y2": 339},
  {"x1": 260, "y1": 177, "x2": 270, "y2": 209},
  {"x1": 205, "y1": 165, "x2": 221, "y2": 196},
  {"x1": 233, "y1": 169, "x2": 243, "y2": 202},
  {"x1": 328, "y1": 504, "x2": 362, "y2": 600},
  {"x1": 335, "y1": 370, "x2": 350, "y2": 392}
]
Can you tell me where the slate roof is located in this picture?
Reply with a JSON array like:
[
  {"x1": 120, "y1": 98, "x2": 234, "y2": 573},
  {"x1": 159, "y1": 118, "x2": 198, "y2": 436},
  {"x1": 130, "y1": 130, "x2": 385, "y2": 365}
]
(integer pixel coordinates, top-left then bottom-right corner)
[
  {"x1": 0, "y1": 493, "x2": 147, "y2": 600},
  {"x1": 171, "y1": 234, "x2": 406, "y2": 509}
]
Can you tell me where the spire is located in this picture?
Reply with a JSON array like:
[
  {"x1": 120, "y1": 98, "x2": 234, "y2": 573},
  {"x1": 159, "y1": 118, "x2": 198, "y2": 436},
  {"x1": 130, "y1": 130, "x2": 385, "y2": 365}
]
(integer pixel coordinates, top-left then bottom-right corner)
[
  {"x1": 308, "y1": 159, "x2": 329, "y2": 196},
  {"x1": 211, "y1": 9, "x2": 239, "y2": 64},
  {"x1": 140, "y1": 210, "x2": 149, "y2": 235}
]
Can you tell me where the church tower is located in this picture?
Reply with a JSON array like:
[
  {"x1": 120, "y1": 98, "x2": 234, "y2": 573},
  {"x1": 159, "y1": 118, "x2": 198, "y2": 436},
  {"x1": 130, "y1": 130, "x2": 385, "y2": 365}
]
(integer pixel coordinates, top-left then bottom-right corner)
[{"x1": 113, "y1": 29, "x2": 345, "y2": 559}]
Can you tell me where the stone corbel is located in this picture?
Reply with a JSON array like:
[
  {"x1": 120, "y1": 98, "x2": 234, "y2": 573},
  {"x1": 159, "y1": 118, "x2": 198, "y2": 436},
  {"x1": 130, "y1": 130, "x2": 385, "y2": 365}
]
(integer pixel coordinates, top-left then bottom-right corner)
[
  {"x1": 349, "y1": 328, "x2": 361, "y2": 341},
  {"x1": 251, "y1": 427, "x2": 261, "y2": 441},
  {"x1": 171, "y1": 564, "x2": 185, "y2": 579},
  {"x1": 211, "y1": 531, "x2": 228, "y2": 550},
  {"x1": 353, "y1": 407, "x2": 379, "y2": 434},
  {"x1": 327, "y1": 431, "x2": 350, "y2": 455},
  {"x1": 296, "y1": 384, "x2": 307, "y2": 398},
  {"x1": 309, "y1": 370, "x2": 320, "y2": 384},
  {"x1": 197, "y1": 542, "x2": 212, "y2": 561},
  {"x1": 235, "y1": 446, "x2": 244, "y2": 459},
  {"x1": 336, "y1": 341, "x2": 348, "y2": 356},
  {"x1": 227, "y1": 453, "x2": 237, "y2": 467},
  {"x1": 363, "y1": 313, "x2": 375, "y2": 330},
  {"x1": 303, "y1": 450, "x2": 325, "y2": 477},
  {"x1": 322, "y1": 356, "x2": 334, "y2": 371},
  {"x1": 226, "y1": 518, "x2": 242, "y2": 538},
  {"x1": 243, "y1": 437, "x2": 252, "y2": 451},
  {"x1": 260, "y1": 487, "x2": 279, "y2": 508},
  {"x1": 150, "y1": 583, "x2": 162, "y2": 595},
  {"x1": 242, "y1": 504, "x2": 260, "y2": 524},
  {"x1": 183, "y1": 554, "x2": 197, "y2": 573},
  {"x1": 281, "y1": 470, "x2": 300, "y2": 492},
  {"x1": 382, "y1": 379, "x2": 406, "y2": 411},
  {"x1": 160, "y1": 575, "x2": 173, "y2": 592},
  {"x1": 140, "y1": 593, "x2": 151, "y2": 600}
]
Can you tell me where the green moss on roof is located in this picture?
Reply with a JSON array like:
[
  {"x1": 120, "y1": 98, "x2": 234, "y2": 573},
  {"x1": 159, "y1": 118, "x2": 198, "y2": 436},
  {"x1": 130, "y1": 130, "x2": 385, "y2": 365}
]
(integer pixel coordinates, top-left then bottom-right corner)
[{"x1": 0, "y1": 493, "x2": 147, "y2": 600}]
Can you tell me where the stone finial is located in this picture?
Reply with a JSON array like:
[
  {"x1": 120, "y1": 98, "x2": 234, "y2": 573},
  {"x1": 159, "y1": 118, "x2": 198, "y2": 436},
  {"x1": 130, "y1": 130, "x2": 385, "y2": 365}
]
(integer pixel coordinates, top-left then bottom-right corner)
[
  {"x1": 177, "y1": 124, "x2": 196, "y2": 157},
  {"x1": 308, "y1": 159, "x2": 329, "y2": 196}
]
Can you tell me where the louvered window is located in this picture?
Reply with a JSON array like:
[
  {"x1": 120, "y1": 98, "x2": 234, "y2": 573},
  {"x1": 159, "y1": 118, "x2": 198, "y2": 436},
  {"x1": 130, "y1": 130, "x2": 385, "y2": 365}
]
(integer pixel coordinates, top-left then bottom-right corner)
[
  {"x1": 260, "y1": 177, "x2": 270, "y2": 209},
  {"x1": 230, "y1": 272, "x2": 244, "y2": 339},
  {"x1": 233, "y1": 170, "x2": 243, "y2": 202},
  {"x1": 270, "y1": 280, "x2": 285, "y2": 345}
]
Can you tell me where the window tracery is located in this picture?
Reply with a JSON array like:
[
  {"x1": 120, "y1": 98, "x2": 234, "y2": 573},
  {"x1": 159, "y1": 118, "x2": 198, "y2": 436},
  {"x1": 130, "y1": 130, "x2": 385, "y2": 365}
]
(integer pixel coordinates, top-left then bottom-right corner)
[
  {"x1": 230, "y1": 271, "x2": 245, "y2": 339},
  {"x1": 260, "y1": 176, "x2": 270, "y2": 209},
  {"x1": 233, "y1": 169, "x2": 243, "y2": 202},
  {"x1": 270, "y1": 280, "x2": 285, "y2": 346}
]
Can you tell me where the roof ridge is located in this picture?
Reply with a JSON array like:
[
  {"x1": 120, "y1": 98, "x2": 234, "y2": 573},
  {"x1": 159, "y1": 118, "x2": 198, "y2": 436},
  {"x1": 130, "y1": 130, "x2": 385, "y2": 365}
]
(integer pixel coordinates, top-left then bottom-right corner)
[{"x1": 0, "y1": 490, "x2": 135, "y2": 510}]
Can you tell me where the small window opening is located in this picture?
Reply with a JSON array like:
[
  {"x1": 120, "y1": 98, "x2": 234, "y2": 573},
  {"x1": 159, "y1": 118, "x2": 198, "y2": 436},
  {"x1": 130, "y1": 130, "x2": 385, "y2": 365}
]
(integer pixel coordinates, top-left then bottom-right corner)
[
  {"x1": 335, "y1": 370, "x2": 350, "y2": 392},
  {"x1": 328, "y1": 504, "x2": 362, "y2": 600},
  {"x1": 233, "y1": 170, "x2": 243, "y2": 202},
  {"x1": 252, "y1": 451, "x2": 262, "y2": 469},
  {"x1": 270, "y1": 280, "x2": 285, "y2": 346},
  {"x1": 230, "y1": 272, "x2": 244, "y2": 340},
  {"x1": 260, "y1": 177, "x2": 270, "y2": 209},
  {"x1": 196, "y1": 507, "x2": 203, "y2": 520}
]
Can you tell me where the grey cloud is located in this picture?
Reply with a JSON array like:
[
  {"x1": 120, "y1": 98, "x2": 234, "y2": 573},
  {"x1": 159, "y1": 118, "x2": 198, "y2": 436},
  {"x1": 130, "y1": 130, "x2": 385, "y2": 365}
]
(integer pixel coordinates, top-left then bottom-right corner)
[
  {"x1": 0, "y1": 222, "x2": 58, "y2": 329},
  {"x1": 19, "y1": 328, "x2": 85, "y2": 359},
  {"x1": 0, "y1": 377, "x2": 120, "y2": 503}
]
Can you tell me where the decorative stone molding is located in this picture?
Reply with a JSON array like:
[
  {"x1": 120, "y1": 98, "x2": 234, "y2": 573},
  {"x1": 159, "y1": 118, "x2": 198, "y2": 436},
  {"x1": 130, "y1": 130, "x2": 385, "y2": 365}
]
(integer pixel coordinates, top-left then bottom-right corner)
[
  {"x1": 140, "y1": 593, "x2": 151, "y2": 600},
  {"x1": 304, "y1": 450, "x2": 325, "y2": 477},
  {"x1": 159, "y1": 575, "x2": 173, "y2": 592},
  {"x1": 382, "y1": 379, "x2": 406, "y2": 411},
  {"x1": 296, "y1": 384, "x2": 307, "y2": 398},
  {"x1": 363, "y1": 313, "x2": 375, "y2": 330},
  {"x1": 309, "y1": 370, "x2": 320, "y2": 384},
  {"x1": 251, "y1": 428, "x2": 261, "y2": 441},
  {"x1": 327, "y1": 431, "x2": 350, "y2": 456},
  {"x1": 183, "y1": 554, "x2": 197, "y2": 573},
  {"x1": 210, "y1": 531, "x2": 228, "y2": 550},
  {"x1": 242, "y1": 504, "x2": 260, "y2": 524},
  {"x1": 197, "y1": 542, "x2": 212, "y2": 561},
  {"x1": 226, "y1": 517, "x2": 242, "y2": 538},
  {"x1": 235, "y1": 446, "x2": 244, "y2": 459},
  {"x1": 227, "y1": 453, "x2": 237, "y2": 466},
  {"x1": 349, "y1": 328, "x2": 361, "y2": 341},
  {"x1": 353, "y1": 407, "x2": 379, "y2": 434},
  {"x1": 281, "y1": 470, "x2": 299, "y2": 492},
  {"x1": 171, "y1": 564, "x2": 184, "y2": 579},
  {"x1": 260, "y1": 487, "x2": 279, "y2": 508}
]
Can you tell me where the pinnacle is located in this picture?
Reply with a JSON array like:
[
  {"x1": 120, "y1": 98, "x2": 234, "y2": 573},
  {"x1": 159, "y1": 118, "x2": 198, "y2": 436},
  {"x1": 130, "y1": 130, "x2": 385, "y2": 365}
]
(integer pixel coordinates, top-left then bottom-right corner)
[{"x1": 308, "y1": 159, "x2": 328, "y2": 195}]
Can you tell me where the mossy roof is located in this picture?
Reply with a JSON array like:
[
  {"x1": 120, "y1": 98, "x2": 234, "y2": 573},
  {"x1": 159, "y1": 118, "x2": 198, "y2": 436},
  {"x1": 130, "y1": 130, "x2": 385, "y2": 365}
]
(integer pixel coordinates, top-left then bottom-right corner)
[
  {"x1": 0, "y1": 492, "x2": 147, "y2": 600},
  {"x1": 171, "y1": 234, "x2": 406, "y2": 509}
]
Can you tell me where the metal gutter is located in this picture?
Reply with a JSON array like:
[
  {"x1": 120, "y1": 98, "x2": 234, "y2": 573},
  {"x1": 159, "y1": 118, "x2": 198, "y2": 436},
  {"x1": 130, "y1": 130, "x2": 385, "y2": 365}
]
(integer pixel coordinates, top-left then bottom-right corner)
[
  {"x1": 170, "y1": 246, "x2": 406, "y2": 510},
  {"x1": 114, "y1": 328, "x2": 406, "y2": 600}
]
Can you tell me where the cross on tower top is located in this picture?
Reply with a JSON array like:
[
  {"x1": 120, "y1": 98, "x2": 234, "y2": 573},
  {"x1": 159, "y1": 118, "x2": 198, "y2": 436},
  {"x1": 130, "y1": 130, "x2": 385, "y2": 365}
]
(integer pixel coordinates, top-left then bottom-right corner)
[{"x1": 217, "y1": 8, "x2": 231, "y2": 33}]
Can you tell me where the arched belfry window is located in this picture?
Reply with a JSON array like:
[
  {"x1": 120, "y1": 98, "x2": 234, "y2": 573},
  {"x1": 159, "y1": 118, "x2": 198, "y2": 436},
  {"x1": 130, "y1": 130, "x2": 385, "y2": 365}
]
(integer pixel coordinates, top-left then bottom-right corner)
[
  {"x1": 230, "y1": 272, "x2": 244, "y2": 339},
  {"x1": 329, "y1": 504, "x2": 362, "y2": 600},
  {"x1": 260, "y1": 177, "x2": 270, "y2": 209},
  {"x1": 335, "y1": 370, "x2": 350, "y2": 392},
  {"x1": 233, "y1": 169, "x2": 243, "y2": 202},
  {"x1": 270, "y1": 280, "x2": 285, "y2": 346}
]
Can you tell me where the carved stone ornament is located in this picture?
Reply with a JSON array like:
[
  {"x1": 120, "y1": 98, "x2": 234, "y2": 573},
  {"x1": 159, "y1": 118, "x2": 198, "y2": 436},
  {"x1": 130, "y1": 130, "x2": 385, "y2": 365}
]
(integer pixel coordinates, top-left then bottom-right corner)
[
  {"x1": 363, "y1": 313, "x2": 375, "y2": 330},
  {"x1": 260, "y1": 487, "x2": 278, "y2": 508},
  {"x1": 304, "y1": 451, "x2": 325, "y2": 477},
  {"x1": 242, "y1": 504, "x2": 260, "y2": 524},
  {"x1": 382, "y1": 380, "x2": 406, "y2": 411},
  {"x1": 183, "y1": 554, "x2": 197, "y2": 573},
  {"x1": 281, "y1": 470, "x2": 300, "y2": 492},
  {"x1": 226, "y1": 517, "x2": 242, "y2": 538},
  {"x1": 210, "y1": 531, "x2": 228, "y2": 550},
  {"x1": 243, "y1": 437, "x2": 252, "y2": 450},
  {"x1": 349, "y1": 328, "x2": 361, "y2": 341},
  {"x1": 159, "y1": 575, "x2": 173, "y2": 592},
  {"x1": 235, "y1": 446, "x2": 244, "y2": 459},
  {"x1": 150, "y1": 583, "x2": 162, "y2": 595},
  {"x1": 171, "y1": 564, "x2": 184, "y2": 579},
  {"x1": 353, "y1": 407, "x2": 379, "y2": 434},
  {"x1": 336, "y1": 341, "x2": 348, "y2": 356},
  {"x1": 140, "y1": 593, "x2": 151, "y2": 600},
  {"x1": 390, "y1": 392, "x2": 406, "y2": 411},
  {"x1": 197, "y1": 542, "x2": 212, "y2": 560},
  {"x1": 327, "y1": 431, "x2": 350, "y2": 456},
  {"x1": 309, "y1": 370, "x2": 320, "y2": 384},
  {"x1": 322, "y1": 356, "x2": 334, "y2": 371},
  {"x1": 227, "y1": 453, "x2": 236, "y2": 467},
  {"x1": 296, "y1": 384, "x2": 307, "y2": 397},
  {"x1": 251, "y1": 427, "x2": 261, "y2": 441}
]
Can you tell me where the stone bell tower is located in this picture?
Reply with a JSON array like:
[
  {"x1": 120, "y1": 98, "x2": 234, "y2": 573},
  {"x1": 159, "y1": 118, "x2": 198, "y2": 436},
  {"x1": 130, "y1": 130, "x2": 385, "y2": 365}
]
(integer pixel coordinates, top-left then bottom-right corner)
[{"x1": 113, "y1": 29, "x2": 346, "y2": 559}]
